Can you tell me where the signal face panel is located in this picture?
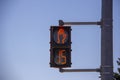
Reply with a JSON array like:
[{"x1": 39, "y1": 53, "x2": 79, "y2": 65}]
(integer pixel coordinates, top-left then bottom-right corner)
[{"x1": 50, "y1": 26, "x2": 71, "y2": 68}]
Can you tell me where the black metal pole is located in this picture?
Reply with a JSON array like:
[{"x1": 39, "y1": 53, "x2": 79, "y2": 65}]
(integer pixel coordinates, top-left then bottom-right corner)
[
  {"x1": 101, "y1": 0, "x2": 113, "y2": 80},
  {"x1": 59, "y1": 20, "x2": 101, "y2": 26},
  {"x1": 59, "y1": 68, "x2": 100, "y2": 73}
]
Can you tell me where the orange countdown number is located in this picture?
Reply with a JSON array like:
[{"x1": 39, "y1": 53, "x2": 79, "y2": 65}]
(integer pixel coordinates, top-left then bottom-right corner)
[{"x1": 55, "y1": 50, "x2": 66, "y2": 65}]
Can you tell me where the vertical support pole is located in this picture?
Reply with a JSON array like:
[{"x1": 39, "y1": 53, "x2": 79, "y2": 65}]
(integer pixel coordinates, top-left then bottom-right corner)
[{"x1": 101, "y1": 0, "x2": 113, "y2": 80}]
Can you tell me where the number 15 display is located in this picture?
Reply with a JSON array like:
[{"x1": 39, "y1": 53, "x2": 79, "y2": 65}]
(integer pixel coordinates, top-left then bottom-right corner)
[{"x1": 50, "y1": 26, "x2": 72, "y2": 68}]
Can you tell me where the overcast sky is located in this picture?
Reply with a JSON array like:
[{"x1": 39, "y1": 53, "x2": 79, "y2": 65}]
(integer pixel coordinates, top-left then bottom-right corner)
[{"x1": 0, "y1": 0, "x2": 119, "y2": 80}]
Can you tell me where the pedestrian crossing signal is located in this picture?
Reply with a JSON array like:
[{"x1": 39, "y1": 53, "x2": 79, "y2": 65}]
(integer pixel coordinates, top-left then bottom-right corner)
[{"x1": 50, "y1": 26, "x2": 72, "y2": 68}]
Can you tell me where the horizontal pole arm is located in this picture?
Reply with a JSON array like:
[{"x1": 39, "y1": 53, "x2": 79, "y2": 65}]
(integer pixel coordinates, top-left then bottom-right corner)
[
  {"x1": 59, "y1": 68, "x2": 101, "y2": 73},
  {"x1": 59, "y1": 20, "x2": 101, "y2": 26}
]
